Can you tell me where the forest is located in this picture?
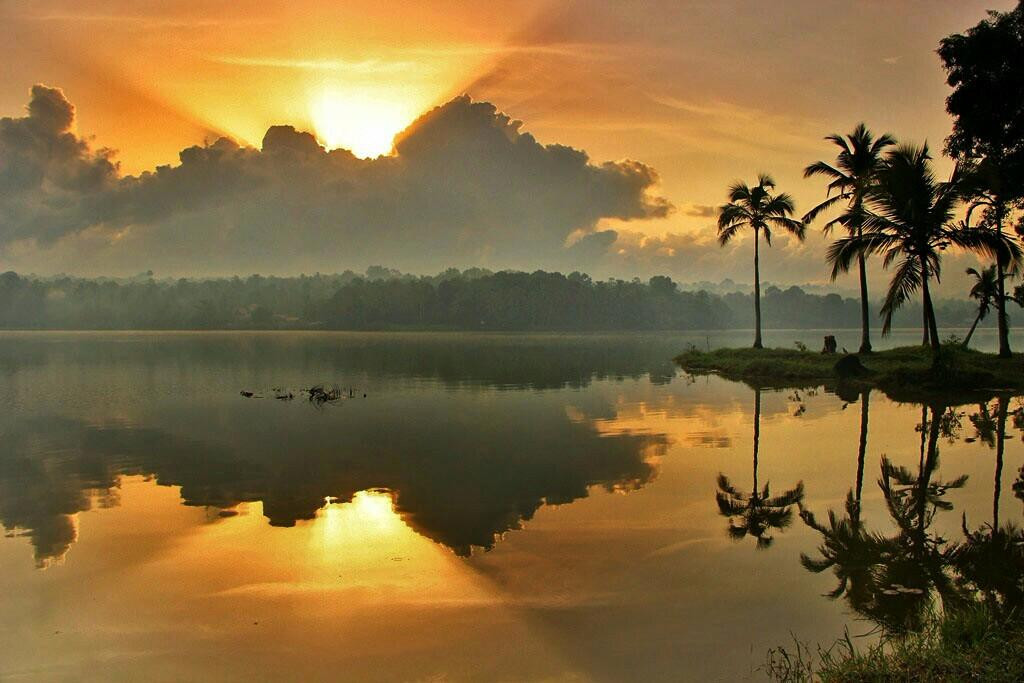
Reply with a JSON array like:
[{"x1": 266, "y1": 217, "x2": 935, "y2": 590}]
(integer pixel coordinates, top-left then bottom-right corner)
[{"x1": 0, "y1": 267, "x2": 983, "y2": 332}]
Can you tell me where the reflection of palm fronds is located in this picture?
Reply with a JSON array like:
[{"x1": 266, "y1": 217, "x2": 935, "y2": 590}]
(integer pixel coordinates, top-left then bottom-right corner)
[
  {"x1": 879, "y1": 456, "x2": 968, "y2": 534},
  {"x1": 954, "y1": 520, "x2": 1024, "y2": 613},
  {"x1": 717, "y1": 474, "x2": 804, "y2": 550},
  {"x1": 799, "y1": 491, "x2": 883, "y2": 601},
  {"x1": 800, "y1": 444, "x2": 972, "y2": 636},
  {"x1": 970, "y1": 401, "x2": 997, "y2": 447}
]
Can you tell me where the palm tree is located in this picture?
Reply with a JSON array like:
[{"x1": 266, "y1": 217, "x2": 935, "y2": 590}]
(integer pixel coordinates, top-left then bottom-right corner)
[
  {"x1": 718, "y1": 174, "x2": 806, "y2": 349},
  {"x1": 963, "y1": 265, "x2": 998, "y2": 348},
  {"x1": 957, "y1": 154, "x2": 1020, "y2": 358},
  {"x1": 827, "y1": 144, "x2": 1020, "y2": 358},
  {"x1": 804, "y1": 124, "x2": 895, "y2": 353},
  {"x1": 716, "y1": 388, "x2": 804, "y2": 548}
]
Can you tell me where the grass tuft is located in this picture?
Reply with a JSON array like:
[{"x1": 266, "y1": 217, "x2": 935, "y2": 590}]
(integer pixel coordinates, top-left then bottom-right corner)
[{"x1": 766, "y1": 606, "x2": 1024, "y2": 682}]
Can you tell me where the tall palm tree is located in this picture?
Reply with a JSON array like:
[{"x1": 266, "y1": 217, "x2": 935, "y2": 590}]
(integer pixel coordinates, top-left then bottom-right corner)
[
  {"x1": 716, "y1": 388, "x2": 804, "y2": 549},
  {"x1": 827, "y1": 144, "x2": 1020, "y2": 357},
  {"x1": 804, "y1": 124, "x2": 895, "y2": 353},
  {"x1": 718, "y1": 174, "x2": 806, "y2": 349},
  {"x1": 963, "y1": 265, "x2": 999, "y2": 348}
]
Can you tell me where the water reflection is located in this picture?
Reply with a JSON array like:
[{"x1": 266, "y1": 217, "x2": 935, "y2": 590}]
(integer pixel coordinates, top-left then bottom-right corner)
[
  {"x1": 716, "y1": 388, "x2": 804, "y2": 549},
  {"x1": 4, "y1": 332, "x2": 1024, "y2": 681},
  {"x1": 797, "y1": 398, "x2": 1024, "y2": 634},
  {"x1": 1, "y1": 406, "x2": 666, "y2": 567}
]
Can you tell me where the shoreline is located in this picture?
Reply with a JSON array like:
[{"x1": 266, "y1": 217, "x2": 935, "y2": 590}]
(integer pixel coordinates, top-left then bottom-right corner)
[{"x1": 675, "y1": 344, "x2": 1024, "y2": 402}]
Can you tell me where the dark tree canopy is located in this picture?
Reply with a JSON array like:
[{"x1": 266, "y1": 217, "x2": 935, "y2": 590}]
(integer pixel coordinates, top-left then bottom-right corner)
[{"x1": 939, "y1": 1, "x2": 1024, "y2": 196}]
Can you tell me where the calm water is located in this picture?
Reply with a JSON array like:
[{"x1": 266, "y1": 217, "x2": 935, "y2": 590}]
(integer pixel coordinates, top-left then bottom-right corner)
[{"x1": 1, "y1": 330, "x2": 1021, "y2": 681}]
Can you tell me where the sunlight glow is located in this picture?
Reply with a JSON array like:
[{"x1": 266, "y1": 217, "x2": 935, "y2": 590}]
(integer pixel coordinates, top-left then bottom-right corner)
[{"x1": 310, "y1": 88, "x2": 416, "y2": 158}]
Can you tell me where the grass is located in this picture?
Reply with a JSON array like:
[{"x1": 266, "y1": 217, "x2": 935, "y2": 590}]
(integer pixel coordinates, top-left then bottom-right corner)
[
  {"x1": 765, "y1": 606, "x2": 1024, "y2": 682},
  {"x1": 674, "y1": 342, "x2": 1024, "y2": 401}
]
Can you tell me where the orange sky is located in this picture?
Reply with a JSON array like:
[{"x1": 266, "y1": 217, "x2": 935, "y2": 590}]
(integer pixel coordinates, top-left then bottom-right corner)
[{"x1": 0, "y1": 0, "x2": 1017, "y2": 285}]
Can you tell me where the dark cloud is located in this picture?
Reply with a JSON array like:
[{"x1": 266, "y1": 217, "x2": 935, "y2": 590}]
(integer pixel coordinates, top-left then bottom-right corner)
[
  {"x1": 0, "y1": 86, "x2": 671, "y2": 275},
  {"x1": 0, "y1": 85, "x2": 119, "y2": 244}
]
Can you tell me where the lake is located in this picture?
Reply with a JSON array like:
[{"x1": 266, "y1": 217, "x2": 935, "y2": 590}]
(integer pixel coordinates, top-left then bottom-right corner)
[{"x1": 1, "y1": 330, "x2": 1021, "y2": 681}]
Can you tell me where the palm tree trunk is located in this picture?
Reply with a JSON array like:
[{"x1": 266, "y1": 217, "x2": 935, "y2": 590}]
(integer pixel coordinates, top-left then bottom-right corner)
[
  {"x1": 918, "y1": 404, "x2": 943, "y2": 545},
  {"x1": 854, "y1": 389, "x2": 869, "y2": 521},
  {"x1": 857, "y1": 224, "x2": 872, "y2": 353},
  {"x1": 918, "y1": 405, "x2": 927, "y2": 472},
  {"x1": 996, "y1": 206, "x2": 1012, "y2": 358},
  {"x1": 963, "y1": 311, "x2": 983, "y2": 349},
  {"x1": 752, "y1": 388, "x2": 761, "y2": 495},
  {"x1": 995, "y1": 396, "x2": 1007, "y2": 528},
  {"x1": 920, "y1": 258, "x2": 940, "y2": 355},
  {"x1": 753, "y1": 231, "x2": 763, "y2": 349}
]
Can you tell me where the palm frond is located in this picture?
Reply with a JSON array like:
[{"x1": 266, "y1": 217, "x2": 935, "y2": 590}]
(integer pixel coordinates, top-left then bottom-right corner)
[
  {"x1": 727, "y1": 181, "x2": 752, "y2": 203},
  {"x1": 827, "y1": 233, "x2": 896, "y2": 279},
  {"x1": 756, "y1": 173, "x2": 776, "y2": 190},
  {"x1": 880, "y1": 257, "x2": 923, "y2": 335},
  {"x1": 803, "y1": 160, "x2": 847, "y2": 182},
  {"x1": 802, "y1": 193, "x2": 846, "y2": 225}
]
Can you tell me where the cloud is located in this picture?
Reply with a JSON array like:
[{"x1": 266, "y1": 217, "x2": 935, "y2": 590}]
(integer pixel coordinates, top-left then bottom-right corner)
[
  {"x1": 0, "y1": 86, "x2": 672, "y2": 275},
  {"x1": 0, "y1": 85, "x2": 119, "y2": 244},
  {"x1": 685, "y1": 204, "x2": 717, "y2": 218}
]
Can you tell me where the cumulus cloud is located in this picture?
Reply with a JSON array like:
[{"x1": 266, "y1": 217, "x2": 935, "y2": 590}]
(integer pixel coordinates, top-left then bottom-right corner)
[
  {"x1": 0, "y1": 85, "x2": 119, "y2": 244},
  {"x1": 0, "y1": 85, "x2": 672, "y2": 275}
]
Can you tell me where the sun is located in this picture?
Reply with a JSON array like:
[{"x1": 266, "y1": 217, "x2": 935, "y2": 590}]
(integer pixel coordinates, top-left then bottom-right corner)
[{"x1": 309, "y1": 88, "x2": 415, "y2": 159}]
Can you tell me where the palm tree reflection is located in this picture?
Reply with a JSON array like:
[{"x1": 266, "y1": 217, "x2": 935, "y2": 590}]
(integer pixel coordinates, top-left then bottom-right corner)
[
  {"x1": 798, "y1": 389, "x2": 875, "y2": 609},
  {"x1": 716, "y1": 387, "x2": 804, "y2": 549},
  {"x1": 799, "y1": 403, "x2": 969, "y2": 633},
  {"x1": 955, "y1": 396, "x2": 1024, "y2": 614}
]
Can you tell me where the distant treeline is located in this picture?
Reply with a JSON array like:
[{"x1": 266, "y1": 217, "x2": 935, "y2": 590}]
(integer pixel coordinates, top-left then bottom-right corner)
[{"x1": 0, "y1": 268, "x2": 984, "y2": 331}]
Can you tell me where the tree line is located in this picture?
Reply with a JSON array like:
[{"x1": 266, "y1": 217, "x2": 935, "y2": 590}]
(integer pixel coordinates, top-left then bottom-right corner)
[
  {"x1": 718, "y1": 2, "x2": 1024, "y2": 360},
  {"x1": 0, "y1": 268, "x2": 983, "y2": 332}
]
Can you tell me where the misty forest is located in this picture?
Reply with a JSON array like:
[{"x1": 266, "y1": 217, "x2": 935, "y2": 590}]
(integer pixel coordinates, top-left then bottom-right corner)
[{"x1": 0, "y1": 268, "x2": 994, "y2": 331}]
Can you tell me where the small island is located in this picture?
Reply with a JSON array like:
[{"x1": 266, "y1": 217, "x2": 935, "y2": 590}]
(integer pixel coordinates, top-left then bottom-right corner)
[{"x1": 675, "y1": 343, "x2": 1024, "y2": 402}]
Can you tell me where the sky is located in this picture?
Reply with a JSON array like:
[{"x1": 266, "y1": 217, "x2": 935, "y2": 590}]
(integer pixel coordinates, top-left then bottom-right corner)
[{"x1": 0, "y1": 0, "x2": 1016, "y2": 292}]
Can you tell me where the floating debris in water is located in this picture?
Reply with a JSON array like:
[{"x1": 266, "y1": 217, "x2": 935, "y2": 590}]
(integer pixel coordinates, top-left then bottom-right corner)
[
  {"x1": 240, "y1": 385, "x2": 367, "y2": 406},
  {"x1": 307, "y1": 385, "x2": 342, "y2": 405}
]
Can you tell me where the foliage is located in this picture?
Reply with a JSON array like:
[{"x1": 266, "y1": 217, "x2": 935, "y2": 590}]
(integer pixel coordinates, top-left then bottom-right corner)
[
  {"x1": 827, "y1": 145, "x2": 1020, "y2": 347},
  {"x1": 0, "y1": 269, "x2": 987, "y2": 332},
  {"x1": 939, "y1": 1, "x2": 1024, "y2": 198}
]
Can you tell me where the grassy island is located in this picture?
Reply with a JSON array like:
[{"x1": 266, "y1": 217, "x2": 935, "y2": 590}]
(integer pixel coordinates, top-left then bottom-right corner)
[{"x1": 675, "y1": 343, "x2": 1024, "y2": 401}]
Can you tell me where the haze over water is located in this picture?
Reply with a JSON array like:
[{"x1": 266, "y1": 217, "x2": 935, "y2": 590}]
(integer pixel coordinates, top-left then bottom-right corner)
[{"x1": 1, "y1": 330, "x2": 1020, "y2": 681}]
